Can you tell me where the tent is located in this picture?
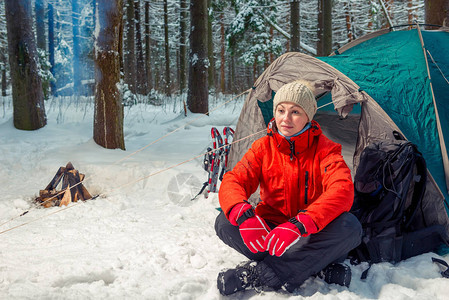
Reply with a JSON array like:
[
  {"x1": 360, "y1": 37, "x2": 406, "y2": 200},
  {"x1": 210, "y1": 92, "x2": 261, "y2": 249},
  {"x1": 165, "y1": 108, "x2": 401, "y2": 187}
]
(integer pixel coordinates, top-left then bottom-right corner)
[{"x1": 227, "y1": 26, "x2": 449, "y2": 242}]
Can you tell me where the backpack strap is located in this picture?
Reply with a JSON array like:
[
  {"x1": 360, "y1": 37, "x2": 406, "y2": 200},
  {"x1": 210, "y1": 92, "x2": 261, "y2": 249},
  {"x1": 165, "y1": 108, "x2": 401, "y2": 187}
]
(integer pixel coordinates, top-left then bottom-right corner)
[
  {"x1": 391, "y1": 131, "x2": 428, "y2": 229},
  {"x1": 403, "y1": 147, "x2": 427, "y2": 229},
  {"x1": 432, "y1": 257, "x2": 449, "y2": 278}
]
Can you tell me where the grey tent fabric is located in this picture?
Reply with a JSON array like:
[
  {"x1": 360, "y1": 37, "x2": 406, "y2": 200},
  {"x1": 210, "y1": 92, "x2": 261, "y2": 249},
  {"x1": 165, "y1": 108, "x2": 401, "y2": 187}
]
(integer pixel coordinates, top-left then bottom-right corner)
[
  {"x1": 227, "y1": 51, "x2": 449, "y2": 239},
  {"x1": 228, "y1": 52, "x2": 371, "y2": 172}
]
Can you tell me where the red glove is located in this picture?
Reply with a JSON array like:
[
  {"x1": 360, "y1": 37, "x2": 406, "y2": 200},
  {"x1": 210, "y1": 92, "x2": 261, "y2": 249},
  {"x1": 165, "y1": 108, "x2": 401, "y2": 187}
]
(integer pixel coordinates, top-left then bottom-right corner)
[
  {"x1": 264, "y1": 214, "x2": 317, "y2": 257},
  {"x1": 228, "y1": 202, "x2": 271, "y2": 253}
]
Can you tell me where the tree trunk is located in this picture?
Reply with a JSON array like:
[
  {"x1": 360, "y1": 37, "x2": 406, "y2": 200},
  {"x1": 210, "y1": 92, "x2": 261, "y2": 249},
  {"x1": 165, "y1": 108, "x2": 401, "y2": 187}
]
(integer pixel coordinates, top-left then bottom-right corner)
[
  {"x1": 187, "y1": 0, "x2": 208, "y2": 114},
  {"x1": 94, "y1": 0, "x2": 125, "y2": 150},
  {"x1": 220, "y1": 12, "x2": 225, "y2": 93},
  {"x1": 124, "y1": 0, "x2": 136, "y2": 94},
  {"x1": 368, "y1": 1, "x2": 374, "y2": 30},
  {"x1": 179, "y1": 0, "x2": 188, "y2": 93},
  {"x1": 207, "y1": 0, "x2": 215, "y2": 92},
  {"x1": 145, "y1": 1, "x2": 152, "y2": 91},
  {"x1": 408, "y1": 0, "x2": 414, "y2": 25},
  {"x1": 48, "y1": 2, "x2": 56, "y2": 95},
  {"x1": 5, "y1": 0, "x2": 46, "y2": 130},
  {"x1": 118, "y1": 2, "x2": 124, "y2": 79},
  {"x1": 164, "y1": 0, "x2": 171, "y2": 96},
  {"x1": 72, "y1": 0, "x2": 83, "y2": 95},
  {"x1": 231, "y1": 54, "x2": 236, "y2": 93},
  {"x1": 1, "y1": 61, "x2": 6, "y2": 97},
  {"x1": 425, "y1": 0, "x2": 449, "y2": 26},
  {"x1": 345, "y1": 1, "x2": 353, "y2": 41},
  {"x1": 290, "y1": 0, "x2": 300, "y2": 52},
  {"x1": 253, "y1": 58, "x2": 257, "y2": 83},
  {"x1": 134, "y1": 0, "x2": 147, "y2": 95},
  {"x1": 317, "y1": 0, "x2": 323, "y2": 56},
  {"x1": 322, "y1": 0, "x2": 332, "y2": 56},
  {"x1": 35, "y1": 0, "x2": 46, "y2": 51}
]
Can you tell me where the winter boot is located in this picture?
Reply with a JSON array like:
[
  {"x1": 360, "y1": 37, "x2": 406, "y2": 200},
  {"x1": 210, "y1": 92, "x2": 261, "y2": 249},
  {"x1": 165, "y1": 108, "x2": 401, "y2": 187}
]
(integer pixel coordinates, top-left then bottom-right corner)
[
  {"x1": 217, "y1": 261, "x2": 283, "y2": 295},
  {"x1": 319, "y1": 263, "x2": 352, "y2": 287}
]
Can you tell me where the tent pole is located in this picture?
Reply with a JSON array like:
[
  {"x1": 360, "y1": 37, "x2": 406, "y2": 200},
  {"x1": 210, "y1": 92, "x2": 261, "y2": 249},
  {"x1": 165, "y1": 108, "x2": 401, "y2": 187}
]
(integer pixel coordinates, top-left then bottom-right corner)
[{"x1": 416, "y1": 24, "x2": 449, "y2": 194}]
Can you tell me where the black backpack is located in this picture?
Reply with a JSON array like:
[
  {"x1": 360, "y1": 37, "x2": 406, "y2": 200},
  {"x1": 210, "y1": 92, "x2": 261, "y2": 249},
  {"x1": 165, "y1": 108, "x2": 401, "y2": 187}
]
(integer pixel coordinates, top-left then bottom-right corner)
[{"x1": 350, "y1": 137, "x2": 446, "y2": 270}]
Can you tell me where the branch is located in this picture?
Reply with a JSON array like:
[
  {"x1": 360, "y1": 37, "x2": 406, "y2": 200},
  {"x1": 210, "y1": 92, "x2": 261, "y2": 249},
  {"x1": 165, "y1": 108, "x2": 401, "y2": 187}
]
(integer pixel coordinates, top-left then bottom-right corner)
[
  {"x1": 378, "y1": 0, "x2": 394, "y2": 28},
  {"x1": 260, "y1": 14, "x2": 317, "y2": 55}
]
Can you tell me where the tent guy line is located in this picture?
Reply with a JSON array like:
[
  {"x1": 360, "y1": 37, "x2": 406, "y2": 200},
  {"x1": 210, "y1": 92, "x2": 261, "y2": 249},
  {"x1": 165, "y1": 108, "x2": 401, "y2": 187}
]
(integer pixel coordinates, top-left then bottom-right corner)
[
  {"x1": 1, "y1": 87, "x2": 355, "y2": 227},
  {"x1": 0, "y1": 89, "x2": 364, "y2": 236},
  {"x1": 113, "y1": 89, "x2": 251, "y2": 166},
  {"x1": 0, "y1": 89, "x2": 356, "y2": 234},
  {"x1": 0, "y1": 91, "x2": 352, "y2": 237},
  {"x1": 427, "y1": 50, "x2": 449, "y2": 84},
  {"x1": 0, "y1": 129, "x2": 266, "y2": 237},
  {"x1": 0, "y1": 91, "x2": 250, "y2": 232}
]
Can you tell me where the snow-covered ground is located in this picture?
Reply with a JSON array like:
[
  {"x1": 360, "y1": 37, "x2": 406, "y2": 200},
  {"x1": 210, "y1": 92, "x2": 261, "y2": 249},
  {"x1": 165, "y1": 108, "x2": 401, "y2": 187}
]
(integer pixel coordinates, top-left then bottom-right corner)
[{"x1": 1, "y1": 95, "x2": 449, "y2": 299}]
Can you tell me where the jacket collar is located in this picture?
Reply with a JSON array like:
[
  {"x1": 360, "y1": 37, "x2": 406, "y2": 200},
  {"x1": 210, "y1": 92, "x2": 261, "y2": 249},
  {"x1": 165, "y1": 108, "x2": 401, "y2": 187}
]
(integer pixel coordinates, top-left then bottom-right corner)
[{"x1": 267, "y1": 119, "x2": 322, "y2": 159}]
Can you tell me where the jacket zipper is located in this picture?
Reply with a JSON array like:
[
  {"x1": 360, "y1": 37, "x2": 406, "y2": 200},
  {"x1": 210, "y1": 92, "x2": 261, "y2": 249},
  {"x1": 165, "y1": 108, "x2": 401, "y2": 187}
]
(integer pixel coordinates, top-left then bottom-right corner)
[
  {"x1": 289, "y1": 140, "x2": 295, "y2": 161},
  {"x1": 304, "y1": 171, "x2": 309, "y2": 205}
]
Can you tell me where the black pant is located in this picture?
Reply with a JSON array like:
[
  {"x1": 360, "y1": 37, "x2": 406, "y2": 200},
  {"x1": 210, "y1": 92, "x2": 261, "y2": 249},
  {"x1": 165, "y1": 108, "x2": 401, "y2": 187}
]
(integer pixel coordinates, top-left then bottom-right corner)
[{"x1": 215, "y1": 211, "x2": 362, "y2": 291}]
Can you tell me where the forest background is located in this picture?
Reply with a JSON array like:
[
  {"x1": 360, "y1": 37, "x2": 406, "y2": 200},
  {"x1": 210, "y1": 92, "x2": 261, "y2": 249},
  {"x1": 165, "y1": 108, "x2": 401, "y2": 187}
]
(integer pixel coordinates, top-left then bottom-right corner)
[{"x1": 0, "y1": 0, "x2": 448, "y2": 149}]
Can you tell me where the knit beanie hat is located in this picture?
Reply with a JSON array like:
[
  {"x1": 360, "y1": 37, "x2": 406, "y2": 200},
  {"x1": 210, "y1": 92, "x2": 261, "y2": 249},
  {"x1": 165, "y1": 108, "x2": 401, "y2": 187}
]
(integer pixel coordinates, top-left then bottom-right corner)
[{"x1": 273, "y1": 80, "x2": 317, "y2": 121}]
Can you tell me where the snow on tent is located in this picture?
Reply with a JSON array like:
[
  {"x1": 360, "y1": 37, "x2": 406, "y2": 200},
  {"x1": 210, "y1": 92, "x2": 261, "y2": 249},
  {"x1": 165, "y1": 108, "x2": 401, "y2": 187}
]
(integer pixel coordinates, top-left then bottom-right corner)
[{"x1": 227, "y1": 26, "x2": 449, "y2": 254}]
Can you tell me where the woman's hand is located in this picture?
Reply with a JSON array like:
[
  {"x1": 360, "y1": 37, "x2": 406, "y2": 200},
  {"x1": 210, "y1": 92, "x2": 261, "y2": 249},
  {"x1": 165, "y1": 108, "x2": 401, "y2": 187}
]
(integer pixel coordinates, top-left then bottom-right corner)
[
  {"x1": 264, "y1": 214, "x2": 317, "y2": 256},
  {"x1": 228, "y1": 202, "x2": 271, "y2": 253}
]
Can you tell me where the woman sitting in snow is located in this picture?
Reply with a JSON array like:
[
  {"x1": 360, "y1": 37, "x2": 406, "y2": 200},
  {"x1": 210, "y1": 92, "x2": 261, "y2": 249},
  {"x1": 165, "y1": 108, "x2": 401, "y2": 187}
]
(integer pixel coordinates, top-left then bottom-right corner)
[{"x1": 215, "y1": 79, "x2": 362, "y2": 295}]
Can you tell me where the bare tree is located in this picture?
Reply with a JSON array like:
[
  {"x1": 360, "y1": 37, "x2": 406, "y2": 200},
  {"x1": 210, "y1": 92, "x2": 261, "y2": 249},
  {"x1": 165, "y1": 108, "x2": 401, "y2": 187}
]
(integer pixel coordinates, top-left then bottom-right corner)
[
  {"x1": 94, "y1": 0, "x2": 125, "y2": 150},
  {"x1": 187, "y1": 0, "x2": 208, "y2": 113},
  {"x1": 5, "y1": 0, "x2": 46, "y2": 130}
]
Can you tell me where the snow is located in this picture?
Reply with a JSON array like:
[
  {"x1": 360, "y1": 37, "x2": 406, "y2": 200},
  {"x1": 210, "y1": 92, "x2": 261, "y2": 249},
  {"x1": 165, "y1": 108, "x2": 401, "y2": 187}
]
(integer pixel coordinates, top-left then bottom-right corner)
[{"x1": 1, "y1": 95, "x2": 449, "y2": 299}]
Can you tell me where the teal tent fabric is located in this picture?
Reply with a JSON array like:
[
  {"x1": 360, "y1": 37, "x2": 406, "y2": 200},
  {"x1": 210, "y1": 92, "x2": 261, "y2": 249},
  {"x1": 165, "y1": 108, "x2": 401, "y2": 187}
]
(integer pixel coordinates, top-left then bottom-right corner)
[
  {"x1": 257, "y1": 91, "x2": 275, "y2": 126},
  {"x1": 319, "y1": 29, "x2": 449, "y2": 201},
  {"x1": 423, "y1": 30, "x2": 449, "y2": 185}
]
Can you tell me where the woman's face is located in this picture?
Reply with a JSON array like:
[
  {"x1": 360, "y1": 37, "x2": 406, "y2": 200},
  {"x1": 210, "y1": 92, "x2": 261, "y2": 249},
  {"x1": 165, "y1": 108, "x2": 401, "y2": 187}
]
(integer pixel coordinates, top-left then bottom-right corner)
[{"x1": 275, "y1": 102, "x2": 309, "y2": 137}]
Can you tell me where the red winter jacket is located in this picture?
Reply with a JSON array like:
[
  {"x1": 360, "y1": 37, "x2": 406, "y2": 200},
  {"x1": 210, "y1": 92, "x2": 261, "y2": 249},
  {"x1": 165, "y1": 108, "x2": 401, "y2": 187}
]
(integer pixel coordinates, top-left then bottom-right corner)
[{"x1": 219, "y1": 120, "x2": 354, "y2": 231}]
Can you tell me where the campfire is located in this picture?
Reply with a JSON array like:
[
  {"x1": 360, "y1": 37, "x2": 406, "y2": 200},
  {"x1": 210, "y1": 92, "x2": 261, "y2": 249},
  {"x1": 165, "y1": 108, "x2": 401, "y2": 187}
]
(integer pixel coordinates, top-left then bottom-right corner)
[{"x1": 35, "y1": 162, "x2": 92, "y2": 208}]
